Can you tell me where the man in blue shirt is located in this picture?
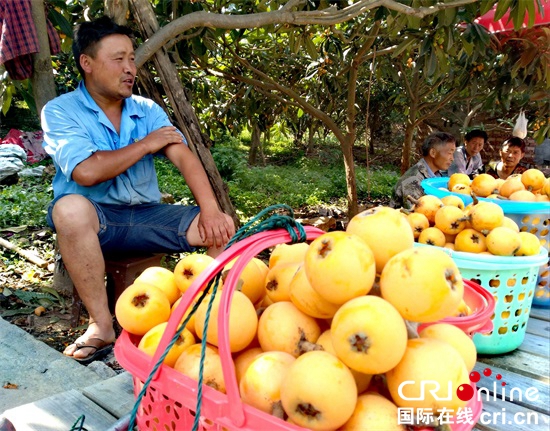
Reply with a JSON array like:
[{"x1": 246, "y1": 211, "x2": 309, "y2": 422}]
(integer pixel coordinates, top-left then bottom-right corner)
[
  {"x1": 41, "y1": 16, "x2": 235, "y2": 363},
  {"x1": 390, "y1": 132, "x2": 456, "y2": 209}
]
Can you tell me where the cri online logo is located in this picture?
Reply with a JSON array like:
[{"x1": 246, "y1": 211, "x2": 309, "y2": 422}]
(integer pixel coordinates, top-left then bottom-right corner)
[{"x1": 456, "y1": 367, "x2": 505, "y2": 401}]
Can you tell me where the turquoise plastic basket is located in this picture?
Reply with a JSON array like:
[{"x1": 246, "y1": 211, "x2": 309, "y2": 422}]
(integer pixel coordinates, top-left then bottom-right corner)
[
  {"x1": 422, "y1": 177, "x2": 550, "y2": 309},
  {"x1": 414, "y1": 244, "x2": 548, "y2": 354}
]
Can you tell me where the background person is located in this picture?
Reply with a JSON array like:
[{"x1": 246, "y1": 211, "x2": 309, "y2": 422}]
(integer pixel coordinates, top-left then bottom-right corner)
[
  {"x1": 390, "y1": 132, "x2": 456, "y2": 209},
  {"x1": 447, "y1": 129, "x2": 488, "y2": 178},
  {"x1": 41, "y1": 16, "x2": 235, "y2": 364},
  {"x1": 485, "y1": 137, "x2": 527, "y2": 180}
]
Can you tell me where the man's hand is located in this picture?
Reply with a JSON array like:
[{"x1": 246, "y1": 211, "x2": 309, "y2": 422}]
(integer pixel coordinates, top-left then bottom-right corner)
[
  {"x1": 197, "y1": 210, "x2": 236, "y2": 250},
  {"x1": 140, "y1": 126, "x2": 184, "y2": 154}
]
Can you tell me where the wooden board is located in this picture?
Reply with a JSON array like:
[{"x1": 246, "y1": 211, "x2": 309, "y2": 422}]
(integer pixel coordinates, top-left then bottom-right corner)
[
  {"x1": 472, "y1": 363, "x2": 550, "y2": 415},
  {"x1": 526, "y1": 315, "x2": 550, "y2": 337},
  {"x1": 82, "y1": 372, "x2": 135, "y2": 419},
  {"x1": 475, "y1": 397, "x2": 550, "y2": 431},
  {"x1": 529, "y1": 307, "x2": 550, "y2": 322},
  {"x1": 2, "y1": 389, "x2": 117, "y2": 431},
  {"x1": 517, "y1": 331, "x2": 550, "y2": 357},
  {"x1": 478, "y1": 349, "x2": 550, "y2": 381}
]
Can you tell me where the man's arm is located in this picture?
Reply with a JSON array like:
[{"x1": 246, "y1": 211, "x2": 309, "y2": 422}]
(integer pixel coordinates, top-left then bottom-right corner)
[
  {"x1": 163, "y1": 142, "x2": 235, "y2": 248},
  {"x1": 73, "y1": 127, "x2": 184, "y2": 186}
]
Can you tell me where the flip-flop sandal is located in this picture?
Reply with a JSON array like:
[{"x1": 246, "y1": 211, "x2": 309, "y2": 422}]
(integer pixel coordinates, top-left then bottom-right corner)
[{"x1": 69, "y1": 338, "x2": 114, "y2": 366}]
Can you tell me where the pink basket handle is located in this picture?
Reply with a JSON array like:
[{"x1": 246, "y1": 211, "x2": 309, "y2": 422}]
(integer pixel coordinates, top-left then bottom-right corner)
[{"x1": 151, "y1": 225, "x2": 325, "y2": 427}]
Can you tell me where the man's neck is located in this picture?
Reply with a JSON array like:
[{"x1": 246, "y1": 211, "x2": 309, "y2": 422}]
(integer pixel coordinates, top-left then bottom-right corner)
[{"x1": 423, "y1": 157, "x2": 439, "y2": 174}]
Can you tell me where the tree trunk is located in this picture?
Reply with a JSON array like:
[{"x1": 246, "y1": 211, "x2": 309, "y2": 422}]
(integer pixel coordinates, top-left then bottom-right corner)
[
  {"x1": 401, "y1": 121, "x2": 416, "y2": 175},
  {"x1": 129, "y1": 0, "x2": 239, "y2": 227},
  {"x1": 30, "y1": 0, "x2": 56, "y2": 115},
  {"x1": 341, "y1": 137, "x2": 358, "y2": 217},
  {"x1": 105, "y1": 0, "x2": 129, "y2": 25},
  {"x1": 248, "y1": 120, "x2": 261, "y2": 165}
]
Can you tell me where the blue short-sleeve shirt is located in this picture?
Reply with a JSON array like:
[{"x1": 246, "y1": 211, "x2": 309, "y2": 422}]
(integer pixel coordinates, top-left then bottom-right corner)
[{"x1": 42, "y1": 81, "x2": 178, "y2": 205}]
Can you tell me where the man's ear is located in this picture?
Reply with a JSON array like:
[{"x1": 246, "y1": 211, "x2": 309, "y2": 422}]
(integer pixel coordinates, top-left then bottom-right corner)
[
  {"x1": 428, "y1": 147, "x2": 437, "y2": 158},
  {"x1": 80, "y1": 54, "x2": 92, "y2": 74}
]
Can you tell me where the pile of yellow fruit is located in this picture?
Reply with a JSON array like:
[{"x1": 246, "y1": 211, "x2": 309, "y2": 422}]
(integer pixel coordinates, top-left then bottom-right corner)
[
  {"x1": 115, "y1": 206, "x2": 483, "y2": 431},
  {"x1": 446, "y1": 169, "x2": 550, "y2": 202},
  {"x1": 406, "y1": 192, "x2": 543, "y2": 257}
]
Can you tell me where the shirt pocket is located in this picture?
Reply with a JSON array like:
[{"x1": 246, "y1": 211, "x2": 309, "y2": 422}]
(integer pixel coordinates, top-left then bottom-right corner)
[{"x1": 127, "y1": 154, "x2": 155, "y2": 187}]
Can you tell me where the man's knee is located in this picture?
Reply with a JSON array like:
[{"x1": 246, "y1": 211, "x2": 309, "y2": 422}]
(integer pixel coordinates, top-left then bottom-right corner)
[{"x1": 52, "y1": 195, "x2": 99, "y2": 231}]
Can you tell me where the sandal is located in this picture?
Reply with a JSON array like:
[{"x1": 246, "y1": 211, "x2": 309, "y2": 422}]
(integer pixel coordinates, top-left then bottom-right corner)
[{"x1": 66, "y1": 338, "x2": 114, "y2": 365}]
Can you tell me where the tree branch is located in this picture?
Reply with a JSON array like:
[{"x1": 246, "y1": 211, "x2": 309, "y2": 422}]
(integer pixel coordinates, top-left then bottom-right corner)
[{"x1": 135, "y1": 0, "x2": 479, "y2": 67}]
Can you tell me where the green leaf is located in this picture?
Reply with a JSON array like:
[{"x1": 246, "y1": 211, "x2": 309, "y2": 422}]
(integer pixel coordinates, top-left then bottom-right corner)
[
  {"x1": 47, "y1": 8, "x2": 73, "y2": 37},
  {"x1": 494, "y1": 0, "x2": 514, "y2": 21},
  {"x1": 1, "y1": 308, "x2": 35, "y2": 317},
  {"x1": 426, "y1": 47, "x2": 438, "y2": 78},
  {"x1": 525, "y1": 0, "x2": 536, "y2": 28},
  {"x1": 480, "y1": 0, "x2": 497, "y2": 15},
  {"x1": 392, "y1": 38, "x2": 417, "y2": 58}
]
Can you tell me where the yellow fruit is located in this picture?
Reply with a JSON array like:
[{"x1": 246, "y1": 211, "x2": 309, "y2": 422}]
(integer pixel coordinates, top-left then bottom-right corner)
[
  {"x1": 174, "y1": 343, "x2": 225, "y2": 393},
  {"x1": 194, "y1": 290, "x2": 258, "y2": 353},
  {"x1": 331, "y1": 295, "x2": 407, "y2": 374},
  {"x1": 452, "y1": 183, "x2": 472, "y2": 195},
  {"x1": 521, "y1": 168, "x2": 546, "y2": 191},
  {"x1": 173, "y1": 254, "x2": 215, "y2": 294},
  {"x1": 419, "y1": 323, "x2": 477, "y2": 372},
  {"x1": 281, "y1": 351, "x2": 357, "y2": 430},
  {"x1": 441, "y1": 195, "x2": 465, "y2": 210},
  {"x1": 223, "y1": 257, "x2": 268, "y2": 305},
  {"x1": 380, "y1": 247, "x2": 464, "y2": 322},
  {"x1": 386, "y1": 338, "x2": 469, "y2": 412},
  {"x1": 346, "y1": 206, "x2": 414, "y2": 274},
  {"x1": 454, "y1": 228, "x2": 487, "y2": 253},
  {"x1": 289, "y1": 265, "x2": 340, "y2": 319},
  {"x1": 239, "y1": 351, "x2": 295, "y2": 415},
  {"x1": 448, "y1": 173, "x2": 471, "y2": 191},
  {"x1": 412, "y1": 195, "x2": 444, "y2": 225},
  {"x1": 134, "y1": 266, "x2": 181, "y2": 305},
  {"x1": 471, "y1": 173, "x2": 498, "y2": 197},
  {"x1": 269, "y1": 242, "x2": 309, "y2": 269},
  {"x1": 257, "y1": 301, "x2": 321, "y2": 357},
  {"x1": 434, "y1": 205, "x2": 466, "y2": 235},
  {"x1": 341, "y1": 392, "x2": 404, "y2": 431},
  {"x1": 499, "y1": 174, "x2": 525, "y2": 198},
  {"x1": 234, "y1": 347, "x2": 263, "y2": 385},
  {"x1": 501, "y1": 216, "x2": 520, "y2": 232},
  {"x1": 486, "y1": 227, "x2": 522, "y2": 256},
  {"x1": 304, "y1": 231, "x2": 376, "y2": 304},
  {"x1": 509, "y1": 190, "x2": 536, "y2": 202},
  {"x1": 138, "y1": 322, "x2": 195, "y2": 368},
  {"x1": 264, "y1": 261, "x2": 301, "y2": 303},
  {"x1": 515, "y1": 232, "x2": 542, "y2": 256},
  {"x1": 418, "y1": 226, "x2": 446, "y2": 247},
  {"x1": 469, "y1": 202, "x2": 504, "y2": 234},
  {"x1": 406, "y1": 212, "x2": 429, "y2": 239}
]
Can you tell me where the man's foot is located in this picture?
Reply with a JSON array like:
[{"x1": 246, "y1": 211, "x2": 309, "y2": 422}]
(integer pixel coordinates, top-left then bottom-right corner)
[{"x1": 64, "y1": 324, "x2": 116, "y2": 364}]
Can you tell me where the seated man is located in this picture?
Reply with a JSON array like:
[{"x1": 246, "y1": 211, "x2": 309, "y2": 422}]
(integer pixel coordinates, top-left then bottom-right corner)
[
  {"x1": 447, "y1": 129, "x2": 488, "y2": 178},
  {"x1": 390, "y1": 132, "x2": 456, "y2": 209},
  {"x1": 485, "y1": 137, "x2": 527, "y2": 180},
  {"x1": 41, "y1": 16, "x2": 235, "y2": 363}
]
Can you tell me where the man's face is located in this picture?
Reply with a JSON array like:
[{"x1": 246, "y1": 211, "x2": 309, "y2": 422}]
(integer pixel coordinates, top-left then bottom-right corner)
[
  {"x1": 500, "y1": 144, "x2": 524, "y2": 168},
  {"x1": 432, "y1": 141, "x2": 456, "y2": 171},
  {"x1": 465, "y1": 137, "x2": 485, "y2": 157},
  {"x1": 81, "y1": 34, "x2": 136, "y2": 101}
]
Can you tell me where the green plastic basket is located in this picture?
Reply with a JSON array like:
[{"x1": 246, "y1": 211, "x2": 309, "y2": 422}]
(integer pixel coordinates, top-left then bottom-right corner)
[{"x1": 415, "y1": 244, "x2": 548, "y2": 354}]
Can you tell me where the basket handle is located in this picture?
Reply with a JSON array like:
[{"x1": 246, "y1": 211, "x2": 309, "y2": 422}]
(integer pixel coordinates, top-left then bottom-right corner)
[{"x1": 151, "y1": 226, "x2": 324, "y2": 427}]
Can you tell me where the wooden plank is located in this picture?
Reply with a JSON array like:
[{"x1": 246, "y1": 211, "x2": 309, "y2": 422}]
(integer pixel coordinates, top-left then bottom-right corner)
[
  {"x1": 517, "y1": 332, "x2": 550, "y2": 358},
  {"x1": 530, "y1": 307, "x2": 550, "y2": 322},
  {"x1": 82, "y1": 372, "x2": 135, "y2": 419},
  {"x1": 472, "y1": 363, "x2": 549, "y2": 416},
  {"x1": 478, "y1": 349, "x2": 550, "y2": 381},
  {"x1": 527, "y1": 317, "x2": 550, "y2": 337},
  {"x1": 474, "y1": 398, "x2": 550, "y2": 431},
  {"x1": 2, "y1": 389, "x2": 117, "y2": 431}
]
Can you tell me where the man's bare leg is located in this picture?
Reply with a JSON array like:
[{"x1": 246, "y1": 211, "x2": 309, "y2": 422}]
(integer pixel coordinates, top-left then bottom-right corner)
[{"x1": 52, "y1": 195, "x2": 116, "y2": 359}]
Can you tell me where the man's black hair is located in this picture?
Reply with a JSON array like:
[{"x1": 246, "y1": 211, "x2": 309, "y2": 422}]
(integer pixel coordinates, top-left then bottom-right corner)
[
  {"x1": 502, "y1": 136, "x2": 526, "y2": 153},
  {"x1": 464, "y1": 129, "x2": 488, "y2": 143},
  {"x1": 421, "y1": 132, "x2": 456, "y2": 156},
  {"x1": 72, "y1": 16, "x2": 134, "y2": 77}
]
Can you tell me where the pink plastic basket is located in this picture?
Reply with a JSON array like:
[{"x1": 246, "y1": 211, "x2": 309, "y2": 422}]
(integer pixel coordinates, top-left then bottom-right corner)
[
  {"x1": 419, "y1": 279, "x2": 496, "y2": 336},
  {"x1": 115, "y1": 226, "x2": 482, "y2": 431}
]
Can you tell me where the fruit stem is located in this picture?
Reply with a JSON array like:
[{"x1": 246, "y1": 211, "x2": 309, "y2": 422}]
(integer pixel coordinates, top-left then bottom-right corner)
[
  {"x1": 298, "y1": 330, "x2": 323, "y2": 354},
  {"x1": 271, "y1": 401, "x2": 286, "y2": 420}
]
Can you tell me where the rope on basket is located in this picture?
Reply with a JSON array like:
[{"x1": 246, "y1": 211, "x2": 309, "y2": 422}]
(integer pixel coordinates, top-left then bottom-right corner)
[{"x1": 127, "y1": 204, "x2": 307, "y2": 431}]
